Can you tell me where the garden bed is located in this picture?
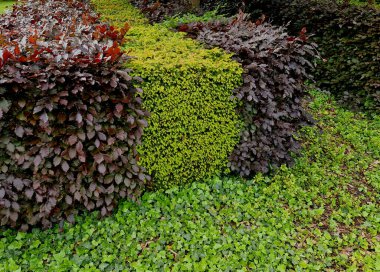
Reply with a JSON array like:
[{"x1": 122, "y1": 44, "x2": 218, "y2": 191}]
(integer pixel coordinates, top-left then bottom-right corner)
[
  {"x1": 0, "y1": 0, "x2": 379, "y2": 270},
  {"x1": 1, "y1": 91, "x2": 379, "y2": 270}
]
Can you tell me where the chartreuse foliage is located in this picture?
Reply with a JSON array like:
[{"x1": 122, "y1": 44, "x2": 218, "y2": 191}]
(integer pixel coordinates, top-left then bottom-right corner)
[
  {"x1": 93, "y1": 0, "x2": 243, "y2": 189},
  {"x1": 1, "y1": 91, "x2": 379, "y2": 270},
  {"x1": 91, "y1": 0, "x2": 148, "y2": 26},
  {"x1": 0, "y1": 1, "x2": 14, "y2": 14}
]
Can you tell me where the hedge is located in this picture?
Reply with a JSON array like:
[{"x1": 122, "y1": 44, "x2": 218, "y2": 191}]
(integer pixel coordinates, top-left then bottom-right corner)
[
  {"x1": 178, "y1": 14, "x2": 317, "y2": 176},
  {"x1": 0, "y1": 0, "x2": 149, "y2": 229},
  {"x1": 92, "y1": 0, "x2": 243, "y2": 189},
  {"x1": 129, "y1": 0, "x2": 190, "y2": 23},
  {"x1": 246, "y1": 0, "x2": 380, "y2": 111}
]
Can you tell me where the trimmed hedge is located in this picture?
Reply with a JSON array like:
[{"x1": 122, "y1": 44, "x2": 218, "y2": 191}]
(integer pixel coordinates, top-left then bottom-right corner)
[
  {"x1": 178, "y1": 13, "x2": 317, "y2": 176},
  {"x1": 246, "y1": 0, "x2": 380, "y2": 111},
  {"x1": 93, "y1": 0, "x2": 243, "y2": 189},
  {"x1": 0, "y1": 0, "x2": 149, "y2": 229}
]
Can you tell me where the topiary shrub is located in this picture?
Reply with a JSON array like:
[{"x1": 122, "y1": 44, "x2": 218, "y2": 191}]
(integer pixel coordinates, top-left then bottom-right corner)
[
  {"x1": 246, "y1": 0, "x2": 380, "y2": 111},
  {"x1": 93, "y1": 0, "x2": 243, "y2": 189},
  {"x1": 0, "y1": 0, "x2": 149, "y2": 229},
  {"x1": 178, "y1": 12, "x2": 318, "y2": 176},
  {"x1": 130, "y1": 27, "x2": 243, "y2": 188}
]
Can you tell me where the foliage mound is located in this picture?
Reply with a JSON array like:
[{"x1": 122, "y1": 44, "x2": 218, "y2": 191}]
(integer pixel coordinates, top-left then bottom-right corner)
[
  {"x1": 200, "y1": 0, "x2": 246, "y2": 15},
  {"x1": 0, "y1": 92, "x2": 379, "y2": 271},
  {"x1": 178, "y1": 13, "x2": 318, "y2": 176},
  {"x1": 130, "y1": 0, "x2": 192, "y2": 23},
  {"x1": 0, "y1": 0, "x2": 149, "y2": 229},
  {"x1": 246, "y1": 0, "x2": 380, "y2": 111},
  {"x1": 93, "y1": 0, "x2": 243, "y2": 189},
  {"x1": 129, "y1": 0, "x2": 238, "y2": 23}
]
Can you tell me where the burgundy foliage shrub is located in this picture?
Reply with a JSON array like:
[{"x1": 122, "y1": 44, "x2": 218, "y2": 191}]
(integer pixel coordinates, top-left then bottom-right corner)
[
  {"x1": 130, "y1": 0, "x2": 193, "y2": 23},
  {"x1": 246, "y1": 0, "x2": 380, "y2": 110},
  {"x1": 0, "y1": 0, "x2": 149, "y2": 229},
  {"x1": 178, "y1": 12, "x2": 318, "y2": 177}
]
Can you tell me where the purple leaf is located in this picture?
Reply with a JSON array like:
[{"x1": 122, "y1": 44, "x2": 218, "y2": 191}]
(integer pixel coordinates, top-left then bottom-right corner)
[
  {"x1": 76, "y1": 113, "x2": 83, "y2": 123},
  {"x1": 0, "y1": 188, "x2": 5, "y2": 199},
  {"x1": 13, "y1": 179, "x2": 24, "y2": 191},
  {"x1": 25, "y1": 189, "x2": 34, "y2": 199},
  {"x1": 61, "y1": 161, "x2": 70, "y2": 172},
  {"x1": 34, "y1": 155, "x2": 42, "y2": 168},
  {"x1": 15, "y1": 126, "x2": 25, "y2": 138},
  {"x1": 68, "y1": 135, "x2": 78, "y2": 146},
  {"x1": 98, "y1": 132, "x2": 107, "y2": 141},
  {"x1": 40, "y1": 112, "x2": 49, "y2": 123},
  {"x1": 53, "y1": 156, "x2": 62, "y2": 167},
  {"x1": 98, "y1": 164, "x2": 106, "y2": 174}
]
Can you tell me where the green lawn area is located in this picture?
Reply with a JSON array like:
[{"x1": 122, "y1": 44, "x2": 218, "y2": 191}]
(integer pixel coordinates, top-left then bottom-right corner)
[
  {"x1": 0, "y1": 1, "x2": 14, "y2": 13},
  {"x1": 1, "y1": 91, "x2": 379, "y2": 271}
]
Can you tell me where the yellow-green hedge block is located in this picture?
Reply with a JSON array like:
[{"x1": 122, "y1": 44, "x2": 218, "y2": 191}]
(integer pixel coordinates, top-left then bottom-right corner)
[
  {"x1": 92, "y1": 0, "x2": 244, "y2": 188},
  {"x1": 92, "y1": 0, "x2": 148, "y2": 26}
]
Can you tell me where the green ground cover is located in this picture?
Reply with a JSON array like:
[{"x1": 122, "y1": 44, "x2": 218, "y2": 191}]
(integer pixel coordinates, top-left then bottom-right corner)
[
  {"x1": 0, "y1": 1, "x2": 379, "y2": 271},
  {"x1": 1, "y1": 91, "x2": 379, "y2": 271},
  {"x1": 0, "y1": 1, "x2": 14, "y2": 13}
]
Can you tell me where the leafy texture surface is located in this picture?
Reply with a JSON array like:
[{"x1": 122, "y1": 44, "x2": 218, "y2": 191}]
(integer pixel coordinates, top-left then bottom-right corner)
[
  {"x1": 93, "y1": 0, "x2": 243, "y2": 189},
  {"x1": 178, "y1": 13, "x2": 318, "y2": 176},
  {"x1": 0, "y1": 1, "x2": 14, "y2": 14},
  {"x1": 130, "y1": 0, "x2": 195, "y2": 23},
  {"x1": 0, "y1": 0, "x2": 149, "y2": 229},
  {"x1": 201, "y1": 0, "x2": 246, "y2": 15},
  {"x1": 246, "y1": 0, "x2": 380, "y2": 111},
  {"x1": 0, "y1": 91, "x2": 379, "y2": 271},
  {"x1": 129, "y1": 0, "x2": 247, "y2": 24}
]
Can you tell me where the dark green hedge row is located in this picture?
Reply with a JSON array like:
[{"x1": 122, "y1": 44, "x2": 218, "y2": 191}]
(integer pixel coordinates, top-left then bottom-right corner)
[{"x1": 246, "y1": 0, "x2": 380, "y2": 111}]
